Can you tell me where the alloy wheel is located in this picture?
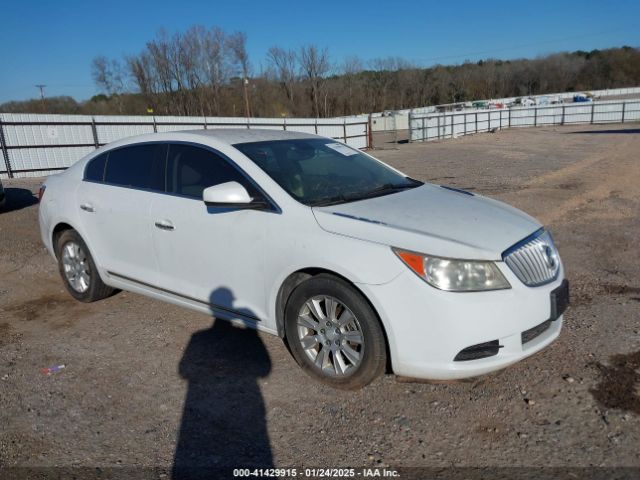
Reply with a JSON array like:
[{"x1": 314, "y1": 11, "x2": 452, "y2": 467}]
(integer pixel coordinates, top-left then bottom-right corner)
[
  {"x1": 61, "y1": 241, "x2": 91, "y2": 293},
  {"x1": 296, "y1": 295, "x2": 364, "y2": 376}
]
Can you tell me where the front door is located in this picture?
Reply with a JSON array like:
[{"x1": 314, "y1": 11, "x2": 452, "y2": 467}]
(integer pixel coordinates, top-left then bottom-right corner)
[{"x1": 150, "y1": 143, "x2": 270, "y2": 324}]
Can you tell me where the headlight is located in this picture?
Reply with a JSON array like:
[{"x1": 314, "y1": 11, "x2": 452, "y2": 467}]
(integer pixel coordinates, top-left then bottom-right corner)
[{"x1": 393, "y1": 248, "x2": 511, "y2": 292}]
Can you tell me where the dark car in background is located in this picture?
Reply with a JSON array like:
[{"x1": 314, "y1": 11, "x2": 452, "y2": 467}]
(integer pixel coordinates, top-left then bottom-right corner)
[{"x1": 0, "y1": 178, "x2": 5, "y2": 209}]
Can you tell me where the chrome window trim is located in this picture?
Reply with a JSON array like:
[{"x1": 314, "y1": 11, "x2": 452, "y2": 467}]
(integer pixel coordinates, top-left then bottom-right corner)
[{"x1": 81, "y1": 140, "x2": 281, "y2": 214}]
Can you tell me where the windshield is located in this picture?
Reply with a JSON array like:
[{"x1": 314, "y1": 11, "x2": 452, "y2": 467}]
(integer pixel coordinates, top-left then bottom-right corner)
[{"x1": 234, "y1": 138, "x2": 421, "y2": 206}]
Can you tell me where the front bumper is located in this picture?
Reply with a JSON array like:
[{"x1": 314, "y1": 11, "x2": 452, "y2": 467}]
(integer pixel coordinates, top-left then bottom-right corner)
[{"x1": 357, "y1": 263, "x2": 565, "y2": 380}]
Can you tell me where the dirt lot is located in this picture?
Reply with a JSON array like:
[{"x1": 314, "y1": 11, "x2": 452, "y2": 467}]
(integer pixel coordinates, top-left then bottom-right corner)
[{"x1": 1, "y1": 124, "x2": 639, "y2": 475}]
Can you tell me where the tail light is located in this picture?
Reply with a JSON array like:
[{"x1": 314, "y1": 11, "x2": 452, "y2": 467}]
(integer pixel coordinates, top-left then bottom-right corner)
[{"x1": 38, "y1": 185, "x2": 46, "y2": 201}]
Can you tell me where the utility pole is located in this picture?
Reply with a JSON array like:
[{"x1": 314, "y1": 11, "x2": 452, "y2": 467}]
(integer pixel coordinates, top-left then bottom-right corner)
[
  {"x1": 243, "y1": 77, "x2": 251, "y2": 118},
  {"x1": 35, "y1": 84, "x2": 47, "y2": 112}
]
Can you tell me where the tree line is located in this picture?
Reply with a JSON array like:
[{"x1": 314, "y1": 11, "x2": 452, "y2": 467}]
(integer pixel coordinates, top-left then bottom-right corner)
[{"x1": 2, "y1": 26, "x2": 639, "y2": 117}]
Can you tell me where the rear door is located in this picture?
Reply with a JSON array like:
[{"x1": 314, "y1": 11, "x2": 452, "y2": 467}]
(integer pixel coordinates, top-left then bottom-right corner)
[
  {"x1": 150, "y1": 143, "x2": 270, "y2": 323},
  {"x1": 76, "y1": 143, "x2": 167, "y2": 283}
]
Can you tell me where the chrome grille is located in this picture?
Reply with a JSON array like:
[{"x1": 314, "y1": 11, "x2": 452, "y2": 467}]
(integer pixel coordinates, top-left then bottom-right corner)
[{"x1": 503, "y1": 230, "x2": 560, "y2": 286}]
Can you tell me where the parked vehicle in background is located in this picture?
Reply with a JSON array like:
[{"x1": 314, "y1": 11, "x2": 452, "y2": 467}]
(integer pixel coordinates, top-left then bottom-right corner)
[
  {"x1": 472, "y1": 101, "x2": 488, "y2": 109},
  {"x1": 0, "y1": 178, "x2": 5, "y2": 209},
  {"x1": 573, "y1": 93, "x2": 593, "y2": 103},
  {"x1": 515, "y1": 97, "x2": 536, "y2": 107},
  {"x1": 38, "y1": 129, "x2": 568, "y2": 389}
]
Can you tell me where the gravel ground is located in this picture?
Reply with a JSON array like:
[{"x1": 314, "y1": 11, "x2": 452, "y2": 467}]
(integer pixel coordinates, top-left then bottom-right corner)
[{"x1": 1, "y1": 124, "x2": 639, "y2": 476}]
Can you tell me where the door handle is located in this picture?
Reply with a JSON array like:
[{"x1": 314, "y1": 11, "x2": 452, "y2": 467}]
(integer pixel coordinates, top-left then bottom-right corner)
[
  {"x1": 154, "y1": 220, "x2": 175, "y2": 231},
  {"x1": 80, "y1": 203, "x2": 94, "y2": 213}
]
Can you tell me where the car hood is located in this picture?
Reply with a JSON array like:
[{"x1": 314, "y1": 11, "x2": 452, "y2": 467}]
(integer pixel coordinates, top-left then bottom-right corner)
[{"x1": 312, "y1": 184, "x2": 541, "y2": 260}]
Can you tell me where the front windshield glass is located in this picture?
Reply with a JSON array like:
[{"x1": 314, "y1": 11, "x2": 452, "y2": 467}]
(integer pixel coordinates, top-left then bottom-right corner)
[{"x1": 234, "y1": 138, "x2": 422, "y2": 206}]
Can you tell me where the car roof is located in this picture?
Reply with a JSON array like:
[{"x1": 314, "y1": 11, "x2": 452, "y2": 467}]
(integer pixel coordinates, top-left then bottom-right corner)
[{"x1": 180, "y1": 128, "x2": 320, "y2": 145}]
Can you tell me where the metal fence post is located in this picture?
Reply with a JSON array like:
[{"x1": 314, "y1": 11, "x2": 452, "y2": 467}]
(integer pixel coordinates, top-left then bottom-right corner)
[
  {"x1": 368, "y1": 114, "x2": 373, "y2": 148},
  {"x1": 343, "y1": 118, "x2": 347, "y2": 143},
  {"x1": 534, "y1": 106, "x2": 537, "y2": 127},
  {"x1": 488, "y1": 111, "x2": 491, "y2": 131},
  {"x1": 90, "y1": 117, "x2": 99, "y2": 148},
  {"x1": 314, "y1": 119, "x2": 318, "y2": 135},
  {"x1": 561, "y1": 106, "x2": 565, "y2": 125},
  {"x1": 152, "y1": 116, "x2": 157, "y2": 133},
  {"x1": 451, "y1": 114, "x2": 454, "y2": 137},
  {"x1": 463, "y1": 114, "x2": 467, "y2": 136},
  {"x1": 437, "y1": 115, "x2": 441, "y2": 140},
  {"x1": 0, "y1": 118, "x2": 13, "y2": 178},
  {"x1": 621, "y1": 102, "x2": 626, "y2": 123},
  {"x1": 590, "y1": 103, "x2": 595, "y2": 124},
  {"x1": 508, "y1": 108, "x2": 511, "y2": 128},
  {"x1": 421, "y1": 117, "x2": 426, "y2": 142},
  {"x1": 475, "y1": 112, "x2": 478, "y2": 133}
]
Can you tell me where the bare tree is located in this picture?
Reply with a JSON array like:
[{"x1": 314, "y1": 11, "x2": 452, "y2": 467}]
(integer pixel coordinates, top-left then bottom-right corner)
[
  {"x1": 299, "y1": 45, "x2": 330, "y2": 118},
  {"x1": 342, "y1": 56, "x2": 363, "y2": 114},
  {"x1": 227, "y1": 31, "x2": 252, "y2": 117},
  {"x1": 92, "y1": 56, "x2": 126, "y2": 95},
  {"x1": 127, "y1": 52, "x2": 155, "y2": 95},
  {"x1": 267, "y1": 46, "x2": 298, "y2": 106},
  {"x1": 83, "y1": 31, "x2": 640, "y2": 118},
  {"x1": 203, "y1": 27, "x2": 229, "y2": 115},
  {"x1": 145, "y1": 30, "x2": 179, "y2": 113},
  {"x1": 91, "y1": 56, "x2": 128, "y2": 112}
]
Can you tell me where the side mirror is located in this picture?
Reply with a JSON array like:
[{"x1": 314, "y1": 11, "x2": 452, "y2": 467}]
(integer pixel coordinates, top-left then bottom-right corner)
[{"x1": 202, "y1": 181, "x2": 267, "y2": 209}]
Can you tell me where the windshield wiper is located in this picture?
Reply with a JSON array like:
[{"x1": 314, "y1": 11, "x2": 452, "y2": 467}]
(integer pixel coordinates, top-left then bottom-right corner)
[
  {"x1": 310, "y1": 180, "x2": 422, "y2": 207},
  {"x1": 342, "y1": 182, "x2": 419, "y2": 202},
  {"x1": 309, "y1": 194, "x2": 349, "y2": 207}
]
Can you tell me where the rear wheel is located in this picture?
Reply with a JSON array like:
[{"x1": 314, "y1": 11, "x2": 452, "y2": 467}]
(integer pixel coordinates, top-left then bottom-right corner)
[
  {"x1": 55, "y1": 229, "x2": 114, "y2": 302},
  {"x1": 284, "y1": 274, "x2": 386, "y2": 389}
]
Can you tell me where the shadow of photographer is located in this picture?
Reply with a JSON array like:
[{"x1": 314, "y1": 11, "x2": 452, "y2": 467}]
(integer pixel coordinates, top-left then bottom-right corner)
[{"x1": 172, "y1": 287, "x2": 273, "y2": 478}]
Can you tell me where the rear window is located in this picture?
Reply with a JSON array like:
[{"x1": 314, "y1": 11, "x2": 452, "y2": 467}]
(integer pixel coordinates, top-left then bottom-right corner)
[
  {"x1": 104, "y1": 144, "x2": 167, "y2": 191},
  {"x1": 84, "y1": 153, "x2": 107, "y2": 182}
]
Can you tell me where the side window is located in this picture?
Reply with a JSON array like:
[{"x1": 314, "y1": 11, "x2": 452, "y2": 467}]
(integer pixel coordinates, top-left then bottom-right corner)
[
  {"x1": 104, "y1": 144, "x2": 167, "y2": 191},
  {"x1": 166, "y1": 144, "x2": 254, "y2": 199},
  {"x1": 84, "y1": 153, "x2": 108, "y2": 182}
]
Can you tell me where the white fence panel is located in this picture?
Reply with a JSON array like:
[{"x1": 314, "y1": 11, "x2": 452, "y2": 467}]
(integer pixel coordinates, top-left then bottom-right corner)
[
  {"x1": 93, "y1": 115, "x2": 155, "y2": 144},
  {"x1": 96, "y1": 124, "x2": 155, "y2": 143},
  {"x1": 0, "y1": 113, "x2": 370, "y2": 178},
  {"x1": 8, "y1": 146, "x2": 95, "y2": 178},
  {"x1": 246, "y1": 118, "x2": 286, "y2": 131},
  {"x1": 380, "y1": 85, "x2": 640, "y2": 120},
  {"x1": 564, "y1": 104, "x2": 592, "y2": 124},
  {"x1": 625, "y1": 102, "x2": 640, "y2": 121},
  {"x1": 156, "y1": 124, "x2": 206, "y2": 133},
  {"x1": 283, "y1": 120, "x2": 317, "y2": 135},
  {"x1": 409, "y1": 99, "x2": 640, "y2": 143}
]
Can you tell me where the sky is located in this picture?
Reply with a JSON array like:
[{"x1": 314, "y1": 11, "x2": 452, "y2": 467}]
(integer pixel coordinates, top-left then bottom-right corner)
[{"x1": 1, "y1": 0, "x2": 638, "y2": 103}]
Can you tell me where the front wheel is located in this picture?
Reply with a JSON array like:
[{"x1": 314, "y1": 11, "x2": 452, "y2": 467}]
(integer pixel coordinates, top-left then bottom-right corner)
[
  {"x1": 55, "y1": 229, "x2": 114, "y2": 302},
  {"x1": 284, "y1": 275, "x2": 387, "y2": 389}
]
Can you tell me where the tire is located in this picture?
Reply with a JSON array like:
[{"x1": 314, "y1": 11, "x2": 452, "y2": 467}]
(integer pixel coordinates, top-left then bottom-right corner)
[
  {"x1": 55, "y1": 229, "x2": 114, "y2": 302},
  {"x1": 284, "y1": 274, "x2": 386, "y2": 389}
]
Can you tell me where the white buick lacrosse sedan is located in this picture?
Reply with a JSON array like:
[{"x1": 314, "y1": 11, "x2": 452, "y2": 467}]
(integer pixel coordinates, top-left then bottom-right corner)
[{"x1": 38, "y1": 129, "x2": 568, "y2": 389}]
